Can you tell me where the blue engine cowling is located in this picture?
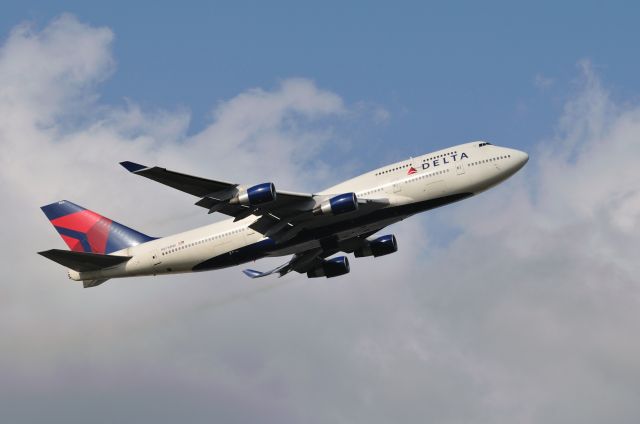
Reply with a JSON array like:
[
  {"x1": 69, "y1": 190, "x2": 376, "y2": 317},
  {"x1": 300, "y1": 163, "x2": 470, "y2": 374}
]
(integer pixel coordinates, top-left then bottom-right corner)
[
  {"x1": 313, "y1": 193, "x2": 358, "y2": 216},
  {"x1": 230, "y1": 182, "x2": 276, "y2": 206},
  {"x1": 354, "y1": 234, "x2": 398, "y2": 258},
  {"x1": 307, "y1": 256, "x2": 350, "y2": 278}
]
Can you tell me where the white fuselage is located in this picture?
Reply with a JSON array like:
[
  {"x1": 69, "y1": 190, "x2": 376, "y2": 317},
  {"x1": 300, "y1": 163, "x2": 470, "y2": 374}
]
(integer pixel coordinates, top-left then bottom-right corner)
[{"x1": 69, "y1": 141, "x2": 528, "y2": 281}]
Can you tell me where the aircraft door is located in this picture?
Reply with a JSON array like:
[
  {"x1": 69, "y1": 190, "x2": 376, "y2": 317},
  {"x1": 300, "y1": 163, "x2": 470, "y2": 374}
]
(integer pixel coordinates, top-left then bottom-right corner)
[
  {"x1": 384, "y1": 182, "x2": 402, "y2": 195},
  {"x1": 456, "y1": 163, "x2": 465, "y2": 175},
  {"x1": 151, "y1": 249, "x2": 162, "y2": 267}
]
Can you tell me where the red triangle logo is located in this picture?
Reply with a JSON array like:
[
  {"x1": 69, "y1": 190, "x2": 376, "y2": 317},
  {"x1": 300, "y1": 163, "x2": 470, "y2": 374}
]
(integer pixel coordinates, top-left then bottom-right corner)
[{"x1": 407, "y1": 167, "x2": 417, "y2": 175}]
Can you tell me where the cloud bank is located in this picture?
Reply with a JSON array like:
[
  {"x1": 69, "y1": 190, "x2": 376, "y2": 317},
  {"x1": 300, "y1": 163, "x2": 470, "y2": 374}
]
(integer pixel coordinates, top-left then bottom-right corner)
[{"x1": 0, "y1": 15, "x2": 639, "y2": 424}]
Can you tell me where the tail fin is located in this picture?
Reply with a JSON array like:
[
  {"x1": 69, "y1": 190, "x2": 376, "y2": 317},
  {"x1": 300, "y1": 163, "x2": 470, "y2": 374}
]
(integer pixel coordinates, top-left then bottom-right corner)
[{"x1": 40, "y1": 200, "x2": 155, "y2": 254}]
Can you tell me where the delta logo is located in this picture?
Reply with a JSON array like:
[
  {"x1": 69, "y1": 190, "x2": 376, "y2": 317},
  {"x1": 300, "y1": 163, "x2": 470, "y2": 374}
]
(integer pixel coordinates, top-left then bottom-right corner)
[
  {"x1": 421, "y1": 152, "x2": 469, "y2": 170},
  {"x1": 407, "y1": 167, "x2": 417, "y2": 175}
]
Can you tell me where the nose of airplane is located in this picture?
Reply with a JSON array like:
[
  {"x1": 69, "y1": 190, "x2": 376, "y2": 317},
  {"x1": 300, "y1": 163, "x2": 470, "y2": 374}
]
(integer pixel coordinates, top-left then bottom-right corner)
[
  {"x1": 515, "y1": 149, "x2": 529, "y2": 168},
  {"x1": 503, "y1": 148, "x2": 529, "y2": 174}
]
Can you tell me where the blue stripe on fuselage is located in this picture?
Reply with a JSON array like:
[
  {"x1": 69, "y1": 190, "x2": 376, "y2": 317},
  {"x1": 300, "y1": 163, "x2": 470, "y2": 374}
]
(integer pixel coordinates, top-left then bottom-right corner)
[{"x1": 192, "y1": 238, "x2": 276, "y2": 272}]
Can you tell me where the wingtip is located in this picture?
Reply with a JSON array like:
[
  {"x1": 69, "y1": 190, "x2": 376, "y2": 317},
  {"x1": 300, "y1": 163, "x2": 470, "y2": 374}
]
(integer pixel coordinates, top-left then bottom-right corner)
[
  {"x1": 37, "y1": 249, "x2": 59, "y2": 260},
  {"x1": 120, "y1": 161, "x2": 147, "y2": 173},
  {"x1": 242, "y1": 269, "x2": 263, "y2": 278}
]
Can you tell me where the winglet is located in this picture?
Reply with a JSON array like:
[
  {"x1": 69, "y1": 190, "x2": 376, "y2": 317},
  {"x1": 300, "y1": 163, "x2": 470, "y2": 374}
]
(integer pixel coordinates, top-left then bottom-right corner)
[
  {"x1": 120, "y1": 161, "x2": 148, "y2": 173},
  {"x1": 242, "y1": 260, "x2": 292, "y2": 279},
  {"x1": 242, "y1": 269, "x2": 266, "y2": 279}
]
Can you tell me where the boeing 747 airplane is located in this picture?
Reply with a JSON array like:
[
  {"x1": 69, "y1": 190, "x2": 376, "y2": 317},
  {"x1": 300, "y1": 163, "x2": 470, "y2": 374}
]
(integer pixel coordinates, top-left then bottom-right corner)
[{"x1": 39, "y1": 141, "x2": 528, "y2": 287}]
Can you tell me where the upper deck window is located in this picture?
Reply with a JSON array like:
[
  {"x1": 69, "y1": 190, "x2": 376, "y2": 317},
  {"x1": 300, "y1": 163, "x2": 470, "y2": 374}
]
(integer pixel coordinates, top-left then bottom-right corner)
[{"x1": 479, "y1": 142, "x2": 492, "y2": 147}]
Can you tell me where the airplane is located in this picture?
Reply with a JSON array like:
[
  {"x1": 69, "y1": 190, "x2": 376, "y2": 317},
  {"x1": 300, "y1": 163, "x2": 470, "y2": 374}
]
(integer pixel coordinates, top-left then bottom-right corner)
[{"x1": 38, "y1": 141, "x2": 528, "y2": 288}]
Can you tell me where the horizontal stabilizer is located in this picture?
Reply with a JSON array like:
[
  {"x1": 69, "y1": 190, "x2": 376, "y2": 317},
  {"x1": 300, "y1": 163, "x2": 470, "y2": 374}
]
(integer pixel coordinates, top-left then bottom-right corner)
[
  {"x1": 38, "y1": 249, "x2": 131, "y2": 272},
  {"x1": 83, "y1": 279, "x2": 109, "y2": 288}
]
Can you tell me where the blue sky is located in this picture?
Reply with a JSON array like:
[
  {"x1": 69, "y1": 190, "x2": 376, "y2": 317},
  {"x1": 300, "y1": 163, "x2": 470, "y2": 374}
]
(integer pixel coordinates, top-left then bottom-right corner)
[
  {"x1": 3, "y1": 1, "x2": 639, "y2": 163},
  {"x1": 2, "y1": 3, "x2": 640, "y2": 423}
]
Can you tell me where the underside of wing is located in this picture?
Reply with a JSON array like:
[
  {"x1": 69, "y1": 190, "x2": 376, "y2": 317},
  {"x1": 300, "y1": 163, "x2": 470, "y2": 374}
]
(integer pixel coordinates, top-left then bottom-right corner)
[
  {"x1": 242, "y1": 231, "x2": 381, "y2": 279},
  {"x1": 243, "y1": 248, "x2": 325, "y2": 278},
  {"x1": 248, "y1": 197, "x2": 390, "y2": 242}
]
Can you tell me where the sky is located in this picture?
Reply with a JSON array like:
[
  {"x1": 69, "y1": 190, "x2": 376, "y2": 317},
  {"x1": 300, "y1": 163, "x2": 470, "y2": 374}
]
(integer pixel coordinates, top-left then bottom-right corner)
[{"x1": 1, "y1": 2, "x2": 639, "y2": 423}]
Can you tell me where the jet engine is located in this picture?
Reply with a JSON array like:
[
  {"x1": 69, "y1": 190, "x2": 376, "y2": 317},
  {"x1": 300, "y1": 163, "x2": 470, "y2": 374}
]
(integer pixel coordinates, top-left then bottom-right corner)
[
  {"x1": 354, "y1": 234, "x2": 398, "y2": 258},
  {"x1": 312, "y1": 193, "x2": 358, "y2": 216},
  {"x1": 229, "y1": 182, "x2": 276, "y2": 206},
  {"x1": 307, "y1": 256, "x2": 350, "y2": 278}
]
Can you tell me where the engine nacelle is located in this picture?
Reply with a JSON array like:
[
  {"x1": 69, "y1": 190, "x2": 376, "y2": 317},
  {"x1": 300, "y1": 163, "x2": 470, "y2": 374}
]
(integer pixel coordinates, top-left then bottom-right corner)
[
  {"x1": 229, "y1": 182, "x2": 276, "y2": 206},
  {"x1": 354, "y1": 234, "x2": 398, "y2": 258},
  {"x1": 312, "y1": 193, "x2": 358, "y2": 216},
  {"x1": 307, "y1": 256, "x2": 350, "y2": 278}
]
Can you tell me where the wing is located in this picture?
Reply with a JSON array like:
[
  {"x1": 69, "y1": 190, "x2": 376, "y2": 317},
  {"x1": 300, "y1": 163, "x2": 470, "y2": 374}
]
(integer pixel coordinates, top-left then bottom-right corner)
[
  {"x1": 120, "y1": 161, "x2": 391, "y2": 239},
  {"x1": 242, "y1": 231, "x2": 380, "y2": 279},
  {"x1": 120, "y1": 161, "x2": 237, "y2": 198},
  {"x1": 246, "y1": 197, "x2": 389, "y2": 243},
  {"x1": 120, "y1": 161, "x2": 315, "y2": 220},
  {"x1": 243, "y1": 248, "x2": 325, "y2": 279}
]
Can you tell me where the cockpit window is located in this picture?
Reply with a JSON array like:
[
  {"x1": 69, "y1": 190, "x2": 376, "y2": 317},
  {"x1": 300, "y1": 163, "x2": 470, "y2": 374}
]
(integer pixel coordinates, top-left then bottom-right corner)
[{"x1": 478, "y1": 142, "x2": 492, "y2": 147}]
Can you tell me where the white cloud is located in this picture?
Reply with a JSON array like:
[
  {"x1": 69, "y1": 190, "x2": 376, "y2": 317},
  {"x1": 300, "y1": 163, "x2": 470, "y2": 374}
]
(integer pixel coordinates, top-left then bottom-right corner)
[
  {"x1": 416, "y1": 60, "x2": 640, "y2": 423},
  {"x1": 0, "y1": 13, "x2": 114, "y2": 126},
  {"x1": 1, "y1": 15, "x2": 639, "y2": 424}
]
